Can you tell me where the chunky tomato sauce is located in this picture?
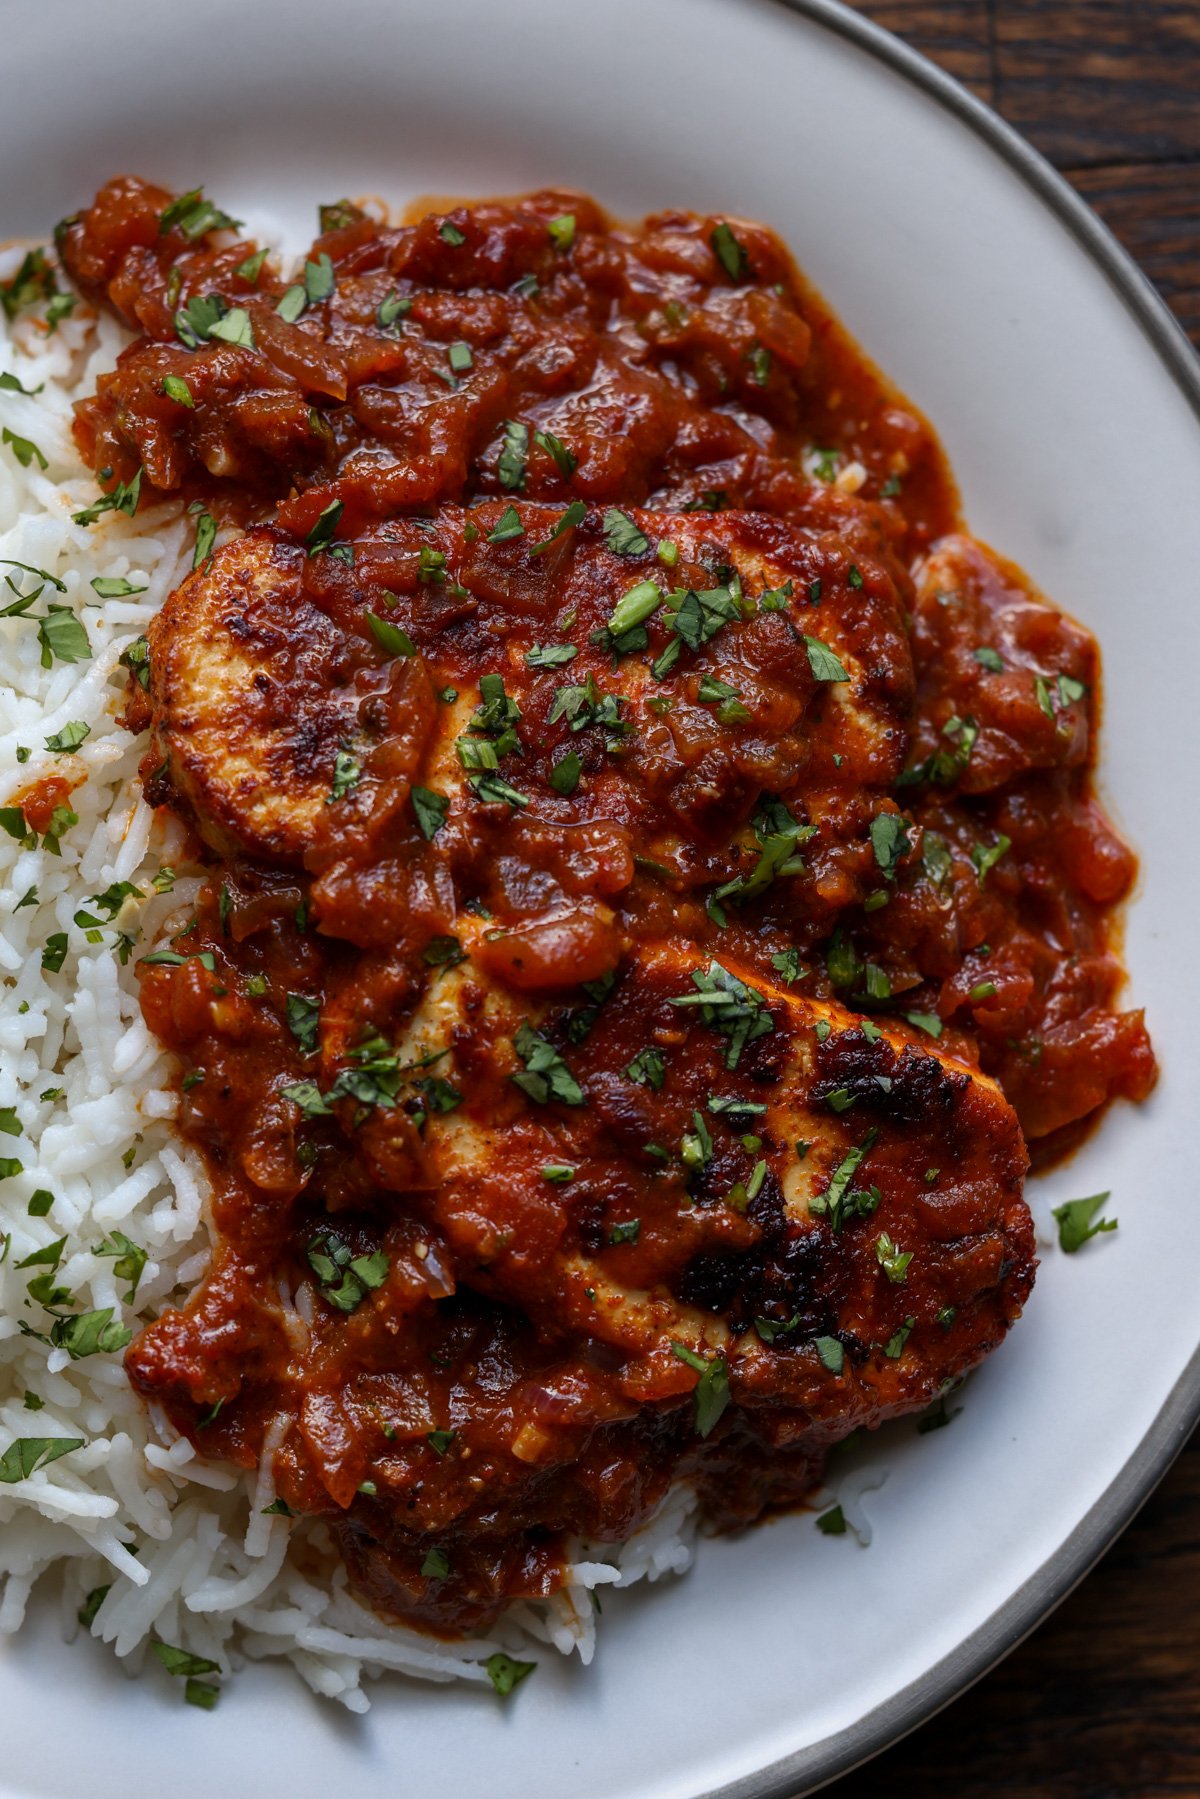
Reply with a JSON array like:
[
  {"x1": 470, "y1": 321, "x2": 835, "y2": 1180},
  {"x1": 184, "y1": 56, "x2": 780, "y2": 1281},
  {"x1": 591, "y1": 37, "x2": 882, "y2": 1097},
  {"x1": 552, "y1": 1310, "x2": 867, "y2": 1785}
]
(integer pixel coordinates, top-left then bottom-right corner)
[{"x1": 52, "y1": 178, "x2": 1153, "y2": 1634}]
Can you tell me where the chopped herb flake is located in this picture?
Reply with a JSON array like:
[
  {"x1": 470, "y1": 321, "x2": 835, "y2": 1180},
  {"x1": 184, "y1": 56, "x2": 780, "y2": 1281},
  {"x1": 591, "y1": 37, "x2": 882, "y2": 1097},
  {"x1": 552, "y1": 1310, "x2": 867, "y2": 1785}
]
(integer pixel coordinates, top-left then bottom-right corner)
[{"x1": 1053, "y1": 1191, "x2": 1117, "y2": 1254}]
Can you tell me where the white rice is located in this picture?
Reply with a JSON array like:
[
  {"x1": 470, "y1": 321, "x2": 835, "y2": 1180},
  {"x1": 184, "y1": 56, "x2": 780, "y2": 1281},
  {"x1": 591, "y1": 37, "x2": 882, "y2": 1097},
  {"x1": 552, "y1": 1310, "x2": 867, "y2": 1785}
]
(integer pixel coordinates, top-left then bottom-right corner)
[{"x1": 0, "y1": 244, "x2": 705, "y2": 1710}]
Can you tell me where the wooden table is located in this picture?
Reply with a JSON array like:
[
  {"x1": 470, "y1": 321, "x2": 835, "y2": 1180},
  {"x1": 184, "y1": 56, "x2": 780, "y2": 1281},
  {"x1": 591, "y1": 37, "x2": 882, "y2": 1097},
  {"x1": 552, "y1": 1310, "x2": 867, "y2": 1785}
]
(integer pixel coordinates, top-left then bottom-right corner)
[{"x1": 821, "y1": 5, "x2": 1200, "y2": 1794}]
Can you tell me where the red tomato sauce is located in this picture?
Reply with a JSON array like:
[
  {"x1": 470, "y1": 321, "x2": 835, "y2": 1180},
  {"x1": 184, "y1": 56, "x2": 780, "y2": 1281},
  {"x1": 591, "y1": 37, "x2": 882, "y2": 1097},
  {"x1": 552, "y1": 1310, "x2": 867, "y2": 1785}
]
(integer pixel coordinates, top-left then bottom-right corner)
[{"x1": 50, "y1": 178, "x2": 1153, "y2": 1635}]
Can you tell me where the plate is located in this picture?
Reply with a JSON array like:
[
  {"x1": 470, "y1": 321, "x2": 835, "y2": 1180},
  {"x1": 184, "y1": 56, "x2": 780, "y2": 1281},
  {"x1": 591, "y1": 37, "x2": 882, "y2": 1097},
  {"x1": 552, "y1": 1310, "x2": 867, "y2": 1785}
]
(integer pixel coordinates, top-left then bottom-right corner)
[{"x1": 2, "y1": 2, "x2": 1197, "y2": 1796}]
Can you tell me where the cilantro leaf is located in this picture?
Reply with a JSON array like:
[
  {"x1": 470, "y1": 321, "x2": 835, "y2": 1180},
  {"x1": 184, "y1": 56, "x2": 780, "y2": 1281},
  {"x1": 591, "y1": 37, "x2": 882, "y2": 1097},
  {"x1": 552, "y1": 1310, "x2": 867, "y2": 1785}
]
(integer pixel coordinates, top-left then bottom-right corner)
[
  {"x1": 50, "y1": 1308, "x2": 133, "y2": 1359},
  {"x1": 158, "y1": 189, "x2": 241, "y2": 241},
  {"x1": 487, "y1": 504, "x2": 524, "y2": 543},
  {"x1": 366, "y1": 612, "x2": 416, "y2": 657},
  {"x1": 1053, "y1": 1191, "x2": 1117, "y2": 1254},
  {"x1": 327, "y1": 747, "x2": 360, "y2": 803},
  {"x1": 669, "y1": 961, "x2": 774, "y2": 1069},
  {"x1": 869, "y1": 812, "x2": 911, "y2": 880},
  {"x1": 804, "y1": 636, "x2": 849, "y2": 682},
  {"x1": 0, "y1": 1436, "x2": 84, "y2": 1483},
  {"x1": 486, "y1": 1652, "x2": 536, "y2": 1696},
  {"x1": 669, "y1": 1342, "x2": 731, "y2": 1437},
  {"x1": 603, "y1": 508, "x2": 649, "y2": 558},
  {"x1": 498, "y1": 419, "x2": 528, "y2": 491},
  {"x1": 286, "y1": 993, "x2": 321, "y2": 1055},
  {"x1": 95, "y1": 1230, "x2": 147, "y2": 1302},
  {"x1": 710, "y1": 221, "x2": 751, "y2": 281},
  {"x1": 512, "y1": 1021, "x2": 584, "y2": 1106},
  {"x1": 534, "y1": 429, "x2": 577, "y2": 478},
  {"x1": 411, "y1": 786, "x2": 449, "y2": 840}
]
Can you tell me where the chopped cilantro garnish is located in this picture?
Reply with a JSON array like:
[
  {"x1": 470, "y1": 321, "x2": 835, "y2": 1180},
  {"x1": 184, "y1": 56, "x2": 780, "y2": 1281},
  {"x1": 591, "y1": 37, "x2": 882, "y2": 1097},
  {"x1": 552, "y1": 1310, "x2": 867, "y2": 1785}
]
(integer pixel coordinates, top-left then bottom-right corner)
[
  {"x1": 44, "y1": 720, "x2": 89, "y2": 754},
  {"x1": 286, "y1": 993, "x2": 321, "y2": 1055},
  {"x1": 366, "y1": 612, "x2": 417, "y2": 657},
  {"x1": 161, "y1": 373, "x2": 194, "y2": 408},
  {"x1": 869, "y1": 812, "x2": 910, "y2": 880},
  {"x1": 497, "y1": 419, "x2": 528, "y2": 491},
  {"x1": 487, "y1": 504, "x2": 524, "y2": 543},
  {"x1": 531, "y1": 499, "x2": 586, "y2": 554},
  {"x1": 710, "y1": 221, "x2": 751, "y2": 281},
  {"x1": 158, "y1": 189, "x2": 241, "y2": 241},
  {"x1": 875, "y1": 1232, "x2": 912, "y2": 1284},
  {"x1": 95, "y1": 1229, "x2": 147, "y2": 1302},
  {"x1": 626, "y1": 1046, "x2": 666, "y2": 1090},
  {"x1": 771, "y1": 948, "x2": 807, "y2": 985},
  {"x1": 326, "y1": 747, "x2": 360, "y2": 804},
  {"x1": 809, "y1": 1132, "x2": 880, "y2": 1232},
  {"x1": 307, "y1": 1229, "x2": 389, "y2": 1313},
  {"x1": 1052, "y1": 1191, "x2": 1117, "y2": 1254},
  {"x1": 970, "y1": 834, "x2": 1011, "y2": 884},
  {"x1": 669, "y1": 1342, "x2": 731, "y2": 1437},
  {"x1": 525, "y1": 642, "x2": 578, "y2": 669},
  {"x1": 377, "y1": 289, "x2": 411, "y2": 329},
  {"x1": 0, "y1": 1436, "x2": 84, "y2": 1483},
  {"x1": 804, "y1": 636, "x2": 849, "y2": 682},
  {"x1": 512, "y1": 1021, "x2": 584, "y2": 1106},
  {"x1": 548, "y1": 750, "x2": 582, "y2": 796},
  {"x1": 50, "y1": 1308, "x2": 132, "y2": 1360},
  {"x1": 753, "y1": 1312, "x2": 802, "y2": 1344},
  {"x1": 534, "y1": 429, "x2": 577, "y2": 478},
  {"x1": 486, "y1": 1652, "x2": 536, "y2": 1696},
  {"x1": 305, "y1": 499, "x2": 344, "y2": 555},
  {"x1": 884, "y1": 1317, "x2": 916, "y2": 1359},
  {"x1": 670, "y1": 961, "x2": 774, "y2": 1069},
  {"x1": 72, "y1": 466, "x2": 142, "y2": 529},
  {"x1": 3, "y1": 428, "x2": 47, "y2": 471},
  {"x1": 603, "y1": 508, "x2": 649, "y2": 558}
]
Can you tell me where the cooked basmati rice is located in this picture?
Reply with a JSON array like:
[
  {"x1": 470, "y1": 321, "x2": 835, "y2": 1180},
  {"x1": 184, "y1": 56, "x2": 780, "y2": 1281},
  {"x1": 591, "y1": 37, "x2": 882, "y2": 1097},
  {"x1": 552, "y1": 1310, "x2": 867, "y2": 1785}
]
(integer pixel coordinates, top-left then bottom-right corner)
[{"x1": 0, "y1": 243, "x2": 706, "y2": 1710}]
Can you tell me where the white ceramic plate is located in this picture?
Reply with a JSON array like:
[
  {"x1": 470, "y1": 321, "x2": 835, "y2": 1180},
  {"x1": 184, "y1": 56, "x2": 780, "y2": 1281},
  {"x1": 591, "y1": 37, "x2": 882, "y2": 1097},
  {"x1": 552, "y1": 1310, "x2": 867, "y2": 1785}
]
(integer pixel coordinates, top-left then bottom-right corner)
[{"x1": 2, "y1": 2, "x2": 1197, "y2": 1795}]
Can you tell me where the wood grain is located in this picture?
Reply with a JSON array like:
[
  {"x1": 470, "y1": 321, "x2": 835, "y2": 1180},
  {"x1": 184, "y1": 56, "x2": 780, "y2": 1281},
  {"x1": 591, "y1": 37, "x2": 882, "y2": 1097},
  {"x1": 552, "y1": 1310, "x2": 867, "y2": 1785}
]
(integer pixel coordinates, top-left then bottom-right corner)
[
  {"x1": 818, "y1": 5, "x2": 1200, "y2": 1794},
  {"x1": 1072, "y1": 161, "x2": 1200, "y2": 346},
  {"x1": 993, "y1": 1, "x2": 1200, "y2": 168},
  {"x1": 823, "y1": 1435, "x2": 1200, "y2": 1797},
  {"x1": 848, "y1": 0, "x2": 1200, "y2": 348},
  {"x1": 847, "y1": 1, "x2": 994, "y2": 97}
]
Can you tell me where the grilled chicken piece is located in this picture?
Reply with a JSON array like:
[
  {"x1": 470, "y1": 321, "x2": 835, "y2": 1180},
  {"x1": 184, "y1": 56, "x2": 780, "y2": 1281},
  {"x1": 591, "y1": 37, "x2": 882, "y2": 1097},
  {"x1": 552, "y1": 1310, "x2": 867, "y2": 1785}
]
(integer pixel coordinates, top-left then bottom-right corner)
[
  {"x1": 405, "y1": 937, "x2": 1033, "y2": 1433},
  {"x1": 128, "y1": 933, "x2": 1033, "y2": 1588},
  {"x1": 129, "y1": 502, "x2": 1037, "y2": 1630},
  {"x1": 143, "y1": 527, "x2": 441, "y2": 861},
  {"x1": 141, "y1": 496, "x2": 910, "y2": 859},
  {"x1": 143, "y1": 501, "x2": 914, "y2": 957}
]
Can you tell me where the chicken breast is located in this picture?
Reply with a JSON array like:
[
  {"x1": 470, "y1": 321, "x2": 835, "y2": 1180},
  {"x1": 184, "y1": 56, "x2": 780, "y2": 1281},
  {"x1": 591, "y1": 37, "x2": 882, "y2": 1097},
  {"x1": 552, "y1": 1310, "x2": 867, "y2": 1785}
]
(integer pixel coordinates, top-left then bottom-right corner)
[
  {"x1": 143, "y1": 527, "x2": 441, "y2": 861},
  {"x1": 401, "y1": 935, "x2": 1033, "y2": 1426},
  {"x1": 129, "y1": 931, "x2": 1032, "y2": 1594},
  {"x1": 142, "y1": 502, "x2": 912, "y2": 894}
]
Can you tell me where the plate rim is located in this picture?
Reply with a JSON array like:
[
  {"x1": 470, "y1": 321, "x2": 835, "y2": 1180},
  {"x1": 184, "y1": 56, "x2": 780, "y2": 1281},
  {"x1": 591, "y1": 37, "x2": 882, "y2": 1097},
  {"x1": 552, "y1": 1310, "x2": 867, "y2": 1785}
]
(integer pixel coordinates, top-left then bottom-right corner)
[
  {"x1": 700, "y1": 4, "x2": 1200, "y2": 1795},
  {"x1": 1, "y1": 7, "x2": 1194, "y2": 1796}
]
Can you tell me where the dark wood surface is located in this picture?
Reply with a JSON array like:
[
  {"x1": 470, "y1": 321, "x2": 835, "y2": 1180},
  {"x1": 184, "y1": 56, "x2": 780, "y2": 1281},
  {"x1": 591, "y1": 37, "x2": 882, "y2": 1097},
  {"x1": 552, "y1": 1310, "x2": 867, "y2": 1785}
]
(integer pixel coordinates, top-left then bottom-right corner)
[{"x1": 820, "y1": 6, "x2": 1200, "y2": 1794}]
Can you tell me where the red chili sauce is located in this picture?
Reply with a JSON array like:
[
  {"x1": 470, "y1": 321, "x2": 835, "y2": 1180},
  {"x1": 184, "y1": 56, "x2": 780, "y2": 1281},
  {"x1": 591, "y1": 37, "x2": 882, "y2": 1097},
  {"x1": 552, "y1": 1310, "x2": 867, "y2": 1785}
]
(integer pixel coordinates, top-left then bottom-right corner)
[{"x1": 49, "y1": 178, "x2": 1154, "y2": 1634}]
